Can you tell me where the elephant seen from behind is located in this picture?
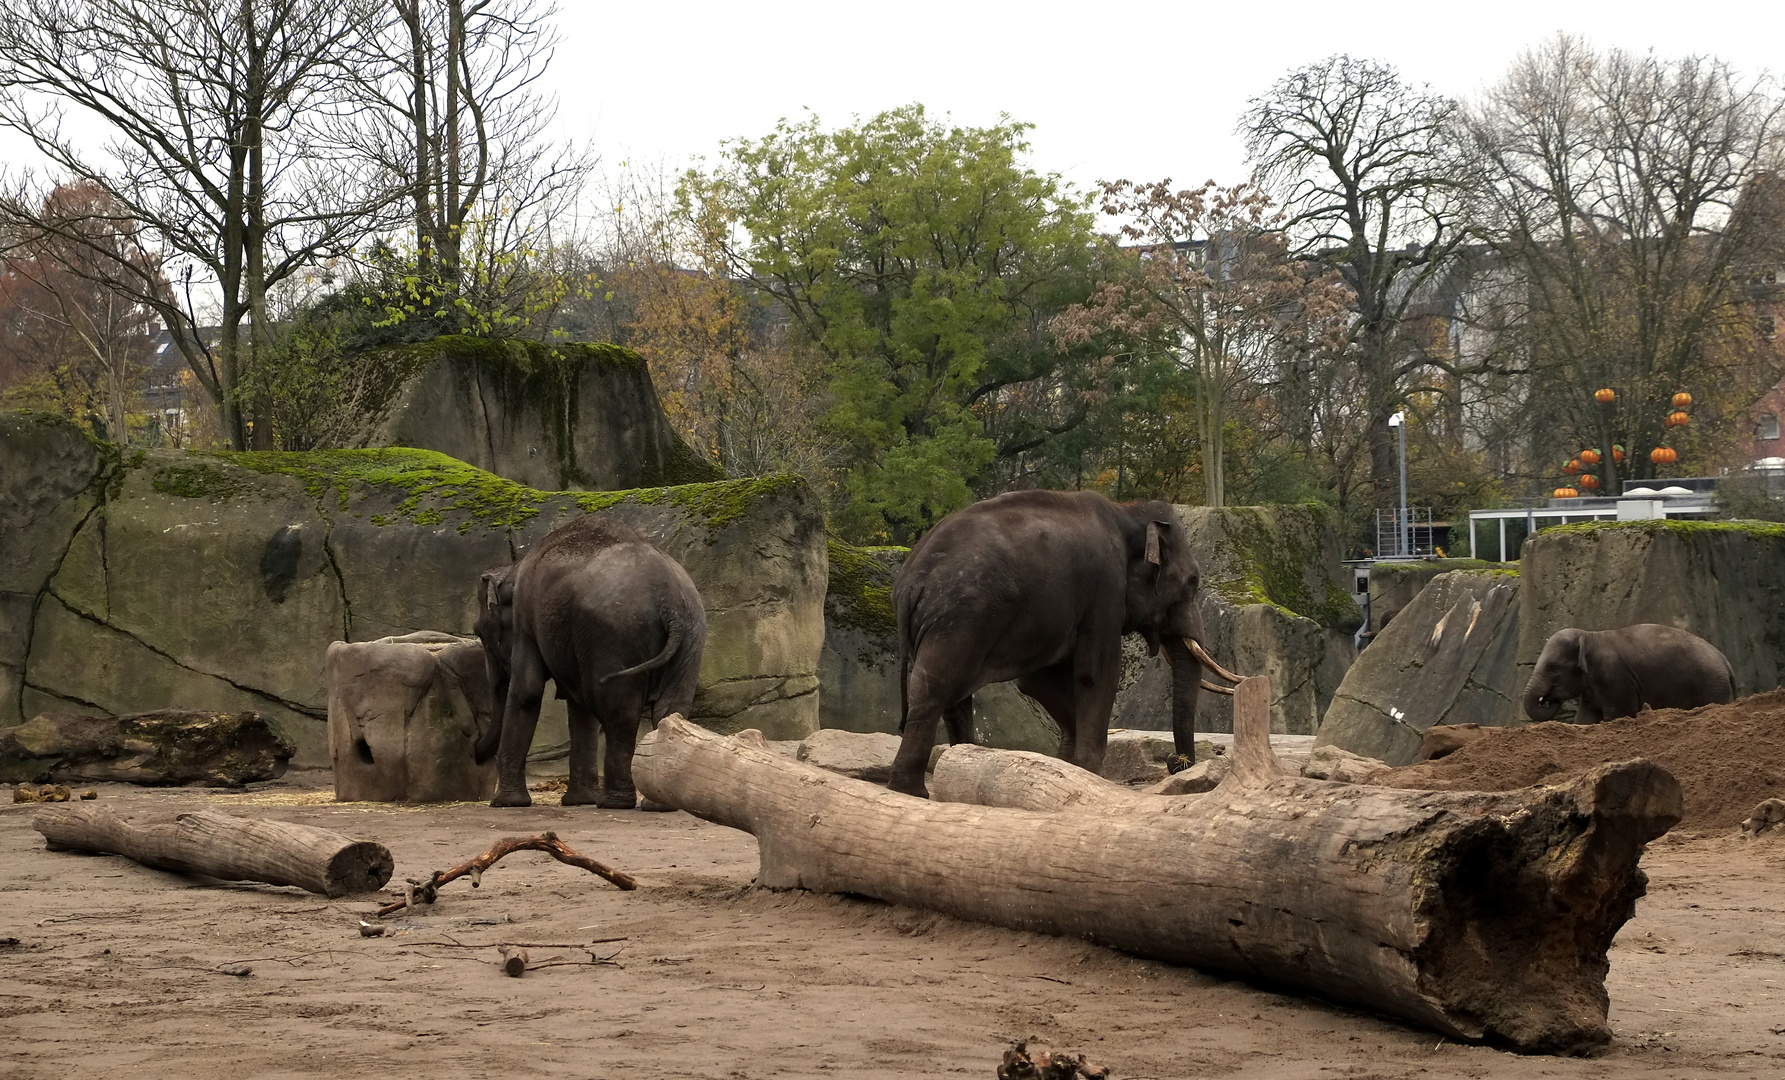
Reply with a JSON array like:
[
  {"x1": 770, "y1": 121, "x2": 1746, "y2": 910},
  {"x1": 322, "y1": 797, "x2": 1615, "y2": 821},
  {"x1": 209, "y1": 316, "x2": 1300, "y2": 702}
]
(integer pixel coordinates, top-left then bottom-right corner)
[
  {"x1": 887, "y1": 490, "x2": 1245, "y2": 799},
  {"x1": 1523, "y1": 624, "x2": 1735, "y2": 725},
  {"x1": 475, "y1": 515, "x2": 706, "y2": 808}
]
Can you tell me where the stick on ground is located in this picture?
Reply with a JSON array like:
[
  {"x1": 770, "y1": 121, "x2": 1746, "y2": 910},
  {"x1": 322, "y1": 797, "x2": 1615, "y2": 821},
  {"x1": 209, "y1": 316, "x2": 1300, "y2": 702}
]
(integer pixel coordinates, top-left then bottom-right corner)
[{"x1": 372, "y1": 832, "x2": 636, "y2": 917}]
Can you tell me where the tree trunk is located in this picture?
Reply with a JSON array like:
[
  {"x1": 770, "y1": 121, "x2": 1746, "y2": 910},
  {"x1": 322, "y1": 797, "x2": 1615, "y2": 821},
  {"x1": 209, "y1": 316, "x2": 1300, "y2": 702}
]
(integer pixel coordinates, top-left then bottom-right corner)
[
  {"x1": 32, "y1": 805, "x2": 393, "y2": 898},
  {"x1": 633, "y1": 679, "x2": 1682, "y2": 1054}
]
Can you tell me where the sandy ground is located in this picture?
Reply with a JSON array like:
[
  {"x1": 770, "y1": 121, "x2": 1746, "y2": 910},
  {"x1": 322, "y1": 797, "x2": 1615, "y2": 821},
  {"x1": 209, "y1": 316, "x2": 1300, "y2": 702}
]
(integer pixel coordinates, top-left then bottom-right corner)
[{"x1": 3, "y1": 771, "x2": 1783, "y2": 1080}]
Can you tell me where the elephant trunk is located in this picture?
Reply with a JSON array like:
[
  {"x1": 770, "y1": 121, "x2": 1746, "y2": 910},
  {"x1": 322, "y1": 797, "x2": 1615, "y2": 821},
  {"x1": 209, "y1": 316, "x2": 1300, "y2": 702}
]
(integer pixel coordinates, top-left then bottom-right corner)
[
  {"x1": 1165, "y1": 636, "x2": 1201, "y2": 763},
  {"x1": 474, "y1": 653, "x2": 508, "y2": 764},
  {"x1": 1523, "y1": 676, "x2": 1562, "y2": 723}
]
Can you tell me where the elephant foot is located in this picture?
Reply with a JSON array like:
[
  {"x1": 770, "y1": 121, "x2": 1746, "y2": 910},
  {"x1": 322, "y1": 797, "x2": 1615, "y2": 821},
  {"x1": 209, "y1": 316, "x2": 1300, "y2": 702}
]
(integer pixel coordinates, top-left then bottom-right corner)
[
  {"x1": 489, "y1": 788, "x2": 532, "y2": 808},
  {"x1": 592, "y1": 789, "x2": 638, "y2": 810},
  {"x1": 638, "y1": 797, "x2": 676, "y2": 812},
  {"x1": 886, "y1": 775, "x2": 930, "y2": 800},
  {"x1": 560, "y1": 788, "x2": 604, "y2": 807}
]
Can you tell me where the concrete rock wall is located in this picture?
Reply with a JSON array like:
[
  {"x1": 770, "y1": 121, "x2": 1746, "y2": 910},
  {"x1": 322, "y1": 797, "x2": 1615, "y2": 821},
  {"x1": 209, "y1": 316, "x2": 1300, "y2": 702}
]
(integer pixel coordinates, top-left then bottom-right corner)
[
  {"x1": 1517, "y1": 521, "x2": 1785, "y2": 698},
  {"x1": 354, "y1": 337, "x2": 722, "y2": 492},
  {"x1": 2, "y1": 413, "x2": 825, "y2": 766},
  {"x1": 1315, "y1": 569, "x2": 1522, "y2": 765}
]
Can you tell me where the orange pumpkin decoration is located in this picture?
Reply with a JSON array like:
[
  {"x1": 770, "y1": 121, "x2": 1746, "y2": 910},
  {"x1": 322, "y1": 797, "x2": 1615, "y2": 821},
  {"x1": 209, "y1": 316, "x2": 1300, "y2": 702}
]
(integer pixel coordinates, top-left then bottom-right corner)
[
  {"x1": 1579, "y1": 474, "x2": 1600, "y2": 490},
  {"x1": 1672, "y1": 392, "x2": 1693, "y2": 408},
  {"x1": 1563, "y1": 459, "x2": 1581, "y2": 474},
  {"x1": 1651, "y1": 446, "x2": 1677, "y2": 464},
  {"x1": 1553, "y1": 487, "x2": 1579, "y2": 499},
  {"x1": 1666, "y1": 410, "x2": 1691, "y2": 427},
  {"x1": 1595, "y1": 388, "x2": 1616, "y2": 403},
  {"x1": 1580, "y1": 448, "x2": 1601, "y2": 465},
  {"x1": 1612, "y1": 444, "x2": 1625, "y2": 463}
]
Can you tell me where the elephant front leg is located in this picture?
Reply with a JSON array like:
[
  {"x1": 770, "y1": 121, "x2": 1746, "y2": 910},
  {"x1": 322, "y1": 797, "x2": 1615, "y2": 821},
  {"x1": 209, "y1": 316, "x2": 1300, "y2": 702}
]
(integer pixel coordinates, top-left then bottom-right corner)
[
  {"x1": 491, "y1": 648, "x2": 548, "y2": 807},
  {"x1": 561, "y1": 701, "x2": 603, "y2": 806}
]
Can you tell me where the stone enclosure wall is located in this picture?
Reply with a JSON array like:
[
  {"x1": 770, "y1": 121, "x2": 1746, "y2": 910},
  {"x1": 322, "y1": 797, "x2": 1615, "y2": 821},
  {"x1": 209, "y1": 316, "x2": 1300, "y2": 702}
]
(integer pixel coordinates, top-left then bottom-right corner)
[
  {"x1": 1315, "y1": 520, "x2": 1785, "y2": 765},
  {"x1": 1, "y1": 413, "x2": 825, "y2": 767}
]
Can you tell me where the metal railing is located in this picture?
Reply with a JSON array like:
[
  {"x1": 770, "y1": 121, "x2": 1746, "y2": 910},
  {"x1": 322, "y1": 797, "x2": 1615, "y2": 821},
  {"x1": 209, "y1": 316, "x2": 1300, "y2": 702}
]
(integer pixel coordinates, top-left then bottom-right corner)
[{"x1": 1374, "y1": 507, "x2": 1439, "y2": 559}]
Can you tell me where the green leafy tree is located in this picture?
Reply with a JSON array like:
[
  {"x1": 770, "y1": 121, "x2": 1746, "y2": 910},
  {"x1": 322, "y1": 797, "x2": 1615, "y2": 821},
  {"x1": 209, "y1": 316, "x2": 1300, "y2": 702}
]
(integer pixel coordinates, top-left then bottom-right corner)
[{"x1": 682, "y1": 106, "x2": 1104, "y2": 542}]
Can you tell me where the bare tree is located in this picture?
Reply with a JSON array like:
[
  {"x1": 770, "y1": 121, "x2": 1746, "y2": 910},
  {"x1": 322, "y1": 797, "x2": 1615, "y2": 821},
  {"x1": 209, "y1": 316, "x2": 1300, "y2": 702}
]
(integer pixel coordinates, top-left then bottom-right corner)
[
  {"x1": 1242, "y1": 56, "x2": 1476, "y2": 506},
  {"x1": 0, "y1": 0, "x2": 396, "y2": 449},
  {"x1": 1467, "y1": 36, "x2": 1785, "y2": 489},
  {"x1": 353, "y1": 0, "x2": 590, "y2": 330}
]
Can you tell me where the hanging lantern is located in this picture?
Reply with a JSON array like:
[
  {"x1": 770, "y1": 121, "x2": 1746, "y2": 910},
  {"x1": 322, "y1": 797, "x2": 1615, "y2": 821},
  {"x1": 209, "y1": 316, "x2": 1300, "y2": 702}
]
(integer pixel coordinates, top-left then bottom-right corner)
[
  {"x1": 1595, "y1": 388, "x2": 1616, "y2": 403},
  {"x1": 1580, "y1": 448, "x2": 1601, "y2": 465},
  {"x1": 1553, "y1": 487, "x2": 1579, "y2": 499},
  {"x1": 1651, "y1": 446, "x2": 1677, "y2": 465},
  {"x1": 1666, "y1": 410, "x2": 1691, "y2": 427},
  {"x1": 1612, "y1": 444, "x2": 1626, "y2": 463},
  {"x1": 1672, "y1": 392, "x2": 1693, "y2": 408},
  {"x1": 1563, "y1": 459, "x2": 1581, "y2": 474},
  {"x1": 1579, "y1": 474, "x2": 1600, "y2": 490}
]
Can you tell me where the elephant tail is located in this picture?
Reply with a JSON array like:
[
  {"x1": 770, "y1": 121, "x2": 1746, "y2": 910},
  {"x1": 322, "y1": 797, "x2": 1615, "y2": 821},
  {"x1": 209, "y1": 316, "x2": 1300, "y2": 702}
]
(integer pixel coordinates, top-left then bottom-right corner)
[{"x1": 600, "y1": 620, "x2": 685, "y2": 684}]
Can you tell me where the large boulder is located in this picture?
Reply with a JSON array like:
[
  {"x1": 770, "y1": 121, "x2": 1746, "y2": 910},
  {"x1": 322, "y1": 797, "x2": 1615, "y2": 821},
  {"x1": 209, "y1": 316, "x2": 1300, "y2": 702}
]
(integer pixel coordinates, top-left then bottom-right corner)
[
  {"x1": 349, "y1": 337, "x2": 722, "y2": 492},
  {"x1": 4, "y1": 418, "x2": 827, "y2": 765},
  {"x1": 0, "y1": 413, "x2": 105, "y2": 729},
  {"x1": 1114, "y1": 504, "x2": 1362, "y2": 736},
  {"x1": 325, "y1": 632, "x2": 495, "y2": 802},
  {"x1": 1517, "y1": 520, "x2": 1785, "y2": 699},
  {"x1": 1366, "y1": 558, "x2": 1513, "y2": 638},
  {"x1": 0, "y1": 708, "x2": 293, "y2": 786},
  {"x1": 1315, "y1": 569, "x2": 1522, "y2": 765}
]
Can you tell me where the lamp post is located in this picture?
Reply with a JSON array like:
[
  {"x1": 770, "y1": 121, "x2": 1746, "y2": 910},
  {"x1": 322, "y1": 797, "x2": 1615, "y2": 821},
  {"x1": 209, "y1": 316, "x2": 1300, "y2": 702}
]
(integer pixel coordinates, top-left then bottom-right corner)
[{"x1": 1388, "y1": 411, "x2": 1408, "y2": 556}]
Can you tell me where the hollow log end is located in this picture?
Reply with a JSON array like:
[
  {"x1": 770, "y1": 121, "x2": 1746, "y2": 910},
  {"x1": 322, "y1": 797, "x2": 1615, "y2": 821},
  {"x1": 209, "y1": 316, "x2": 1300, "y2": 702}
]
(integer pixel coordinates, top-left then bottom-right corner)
[
  {"x1": 322, "y1": 840, "x2": 396, "y2": 898},
  {"x1": 1413, "y1": 759, "x2": 1683, "y2": 1054}
]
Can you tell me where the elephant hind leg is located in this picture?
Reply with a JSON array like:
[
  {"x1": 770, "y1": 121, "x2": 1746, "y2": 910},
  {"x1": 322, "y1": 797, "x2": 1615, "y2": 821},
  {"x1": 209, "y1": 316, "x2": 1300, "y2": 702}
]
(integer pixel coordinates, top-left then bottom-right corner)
[
  {"x1": 561, "y1": 700, "x2": 603, "y2": 806},
  {"x1": 943, "y1": 697, "x2": 974, "y2": 747},
  {"x1": 590, "y1": 684, "x2": 649, "y2": 810},
  {"x1": 1017, "y1": 662, "x2": 1080, "y2": 763}
]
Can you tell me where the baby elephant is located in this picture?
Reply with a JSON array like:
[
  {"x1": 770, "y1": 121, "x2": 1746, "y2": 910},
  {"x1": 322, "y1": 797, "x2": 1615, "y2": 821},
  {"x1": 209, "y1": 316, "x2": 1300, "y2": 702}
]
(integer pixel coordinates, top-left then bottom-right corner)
[
  {"x1": 1523, "y1": 624, "x2": 1735, "y2": 724},
  {"x1": 475, "y1": 515, "x2": 705, "y2": 808}
]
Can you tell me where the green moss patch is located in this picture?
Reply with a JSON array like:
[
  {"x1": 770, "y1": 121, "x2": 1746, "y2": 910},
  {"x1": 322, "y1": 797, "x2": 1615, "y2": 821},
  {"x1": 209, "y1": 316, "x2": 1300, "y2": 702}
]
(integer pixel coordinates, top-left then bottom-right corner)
[
  {"x1": 1544, "y1": 518, "x2": 1785, "y2": 541},
  {"x1": 1206, "y1": 505, "x2": 1358, "y2": 628},
  {"x1": 826, "y1": 538, "x2": 904, "y2": 636}
]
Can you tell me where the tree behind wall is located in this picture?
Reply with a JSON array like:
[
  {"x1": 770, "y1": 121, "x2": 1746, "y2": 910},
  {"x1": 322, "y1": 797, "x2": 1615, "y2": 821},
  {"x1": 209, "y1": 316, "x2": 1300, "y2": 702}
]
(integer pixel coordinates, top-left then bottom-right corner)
[
  {"x1": 0, "y1": 0, "x2": 396, "y2": 450},
  {"x1": 1241, "y1": 56, "x2": 1475, "y2": 511},
  {"x1": 682, "y1": 105, "x2": 1109, "y2": 542},
  {"x1": 0, "y1": 182, "x2": 161, "y2": 441},
  {"x1": 1467, "y1": 36, "x2": 1785, "y2": 490}
]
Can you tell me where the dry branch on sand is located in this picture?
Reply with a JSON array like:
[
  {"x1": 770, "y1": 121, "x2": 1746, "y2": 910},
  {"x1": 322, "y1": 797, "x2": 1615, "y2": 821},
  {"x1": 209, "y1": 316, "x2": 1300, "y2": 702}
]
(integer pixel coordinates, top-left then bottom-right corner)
[
  {"x1": 370, "y1": 832, "x2": 637, "y2": 917},
  {"x1": 32, "y1": 805, "x2": 392, "y2": 897},
  {"x1": 632, "y1": 682, "x2": 1683, "y2": 1054}
]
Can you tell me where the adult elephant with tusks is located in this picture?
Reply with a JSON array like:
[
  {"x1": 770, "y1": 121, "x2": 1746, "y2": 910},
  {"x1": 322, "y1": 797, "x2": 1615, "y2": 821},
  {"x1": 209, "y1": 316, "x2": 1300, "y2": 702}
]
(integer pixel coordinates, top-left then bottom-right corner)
[
  {"x1": 1523, "y1": 624, "x2": 1735, "y2": 725},
  {"x1": 474, "y1": 516, "x2": 706, "y2": 808},
  {"x1": 887, "y1": 490, "x2": 1247, "y2": 798}
]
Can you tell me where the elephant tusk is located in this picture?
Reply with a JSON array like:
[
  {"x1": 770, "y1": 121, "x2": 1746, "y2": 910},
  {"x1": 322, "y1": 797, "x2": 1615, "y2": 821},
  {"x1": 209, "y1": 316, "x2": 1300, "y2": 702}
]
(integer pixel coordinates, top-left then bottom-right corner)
[
  {"x1": 1186, "y1": 638, "x2": 1245, "y2": 684},
  {"x1": 1199, "y1": 679, "x2": 1235, "y2": 696}
]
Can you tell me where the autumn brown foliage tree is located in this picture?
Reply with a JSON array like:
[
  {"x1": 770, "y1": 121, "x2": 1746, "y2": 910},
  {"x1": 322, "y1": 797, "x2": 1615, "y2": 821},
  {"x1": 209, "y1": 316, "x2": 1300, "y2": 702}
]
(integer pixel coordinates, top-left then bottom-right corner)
[
  {"x1": 0, "y1": 182, "x2": 161, "y2": 441},
  {"x1": 1055, "y1": 181, "x2": 1351, "y2": 507}
]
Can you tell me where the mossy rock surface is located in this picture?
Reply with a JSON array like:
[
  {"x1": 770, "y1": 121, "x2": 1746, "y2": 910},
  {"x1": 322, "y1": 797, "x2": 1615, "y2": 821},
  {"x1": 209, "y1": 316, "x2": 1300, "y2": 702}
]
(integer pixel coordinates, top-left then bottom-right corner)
[
  {"x1": 357, "y1": 335, "x2": 722, "y2": 492},
  {"x1": 5, "y1": 415, "x2": 826, "y2": 760}
]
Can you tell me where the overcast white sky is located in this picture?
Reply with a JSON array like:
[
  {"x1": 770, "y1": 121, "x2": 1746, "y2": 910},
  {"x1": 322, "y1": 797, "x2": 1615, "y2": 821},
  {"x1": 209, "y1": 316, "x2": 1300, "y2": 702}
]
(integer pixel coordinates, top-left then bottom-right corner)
[{"x1": 556, "y1": 0, "x2": 1780, "y2": 197}]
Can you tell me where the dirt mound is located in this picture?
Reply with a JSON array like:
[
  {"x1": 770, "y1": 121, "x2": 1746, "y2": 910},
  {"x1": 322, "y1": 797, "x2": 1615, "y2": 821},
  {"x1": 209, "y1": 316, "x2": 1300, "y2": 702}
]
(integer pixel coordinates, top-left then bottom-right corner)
[{"x1": 1378, "y1": 690, "x2": 1785, "y2": 830}]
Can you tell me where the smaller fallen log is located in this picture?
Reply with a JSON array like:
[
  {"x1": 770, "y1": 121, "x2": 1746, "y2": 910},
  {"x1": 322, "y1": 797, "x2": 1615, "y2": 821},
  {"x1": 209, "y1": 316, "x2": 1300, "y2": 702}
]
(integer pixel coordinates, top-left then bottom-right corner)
[
  {"x1": 498, "y1": 945, "x2": 529, "y2": 977},
  {"x1": 33, "y1": 805, "x2": 392, "y2": 897},
  {"x1": 930, "y1": 744, "x2": 1155, "y2": 813},
  {"x1": 370, "y1": 832, "x2": 637, "y2": 917}
]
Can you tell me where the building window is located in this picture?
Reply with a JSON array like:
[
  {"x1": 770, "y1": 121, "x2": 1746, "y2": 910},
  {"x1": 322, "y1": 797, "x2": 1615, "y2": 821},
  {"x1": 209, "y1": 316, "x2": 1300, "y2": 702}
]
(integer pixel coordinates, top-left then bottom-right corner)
[
  {"x1": 1762, "y1": 414, "x2": 1781, "y2": 441},
  {"x1": 1763, "y1": 315, "x2": 1778, "y2": 341}
]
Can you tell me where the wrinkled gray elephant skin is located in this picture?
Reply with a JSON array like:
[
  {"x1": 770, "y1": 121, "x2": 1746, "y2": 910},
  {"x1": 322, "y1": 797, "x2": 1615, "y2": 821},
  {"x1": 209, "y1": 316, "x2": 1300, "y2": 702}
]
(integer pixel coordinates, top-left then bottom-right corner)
[
  {"x1": 888, "y1": 490, "x2": 1219, "y2": 799},
  {"x1": 1523, "y1": 624, "x2": 1735, "y2": 725},
  {"x1": 475, "y1": 516, "x2": 706, "y2": 808}
]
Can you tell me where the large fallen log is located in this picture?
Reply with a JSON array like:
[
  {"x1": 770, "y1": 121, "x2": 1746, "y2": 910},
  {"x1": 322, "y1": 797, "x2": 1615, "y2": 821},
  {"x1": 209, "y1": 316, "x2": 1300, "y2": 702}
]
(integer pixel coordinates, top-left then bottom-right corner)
[
  {"x1": 634, "y1": 679, "x2": 1682, "y2": 1054},
  {"x1": 33, "y1": 805, "x2": 393, "y2": 898}
]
